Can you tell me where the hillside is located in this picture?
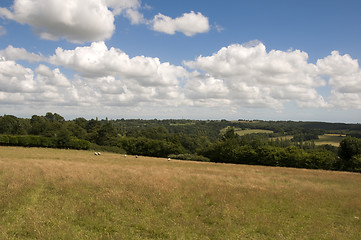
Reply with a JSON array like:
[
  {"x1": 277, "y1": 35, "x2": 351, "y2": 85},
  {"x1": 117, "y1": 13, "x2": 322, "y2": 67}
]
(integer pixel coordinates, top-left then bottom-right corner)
[{"x1": 1, "y1": 146, "x2": 360, "y2": 239}]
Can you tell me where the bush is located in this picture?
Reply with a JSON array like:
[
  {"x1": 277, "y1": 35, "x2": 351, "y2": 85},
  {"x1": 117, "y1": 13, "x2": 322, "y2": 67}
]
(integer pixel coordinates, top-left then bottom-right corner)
[
  {"x1": 119, "y1": 137, "x2": 184, "y2": 157},
  {"x1": 68, "y1": 137, "x2": 91, "y2": 150},
  {"x1": 0, "y1": 135, "x2": 9, "y2": 145},
  {"x1": 89, "y1": 143, "x2": 126, "y2": 154},
  {"x1": 350, "y1": 154, "x2": 361, "y2": 172},
  {"x1": 168, "y1": 154, "x2": 210, "y2": 162},
  {"x1": 307, "y1": 149, "x2": 336, "y2": 170},
  {"x1": 338, "y1": 137, "x2": 361, "y2": 171},
  {"x1": 8, "y1": 136, "x2": 18, "y2": 145}
]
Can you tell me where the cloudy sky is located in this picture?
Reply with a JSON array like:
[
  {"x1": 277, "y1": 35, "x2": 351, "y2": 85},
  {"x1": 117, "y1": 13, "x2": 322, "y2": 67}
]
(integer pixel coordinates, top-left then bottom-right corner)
[{"x1": 0, "y1": 0, "x2": 361, "y2": 122}]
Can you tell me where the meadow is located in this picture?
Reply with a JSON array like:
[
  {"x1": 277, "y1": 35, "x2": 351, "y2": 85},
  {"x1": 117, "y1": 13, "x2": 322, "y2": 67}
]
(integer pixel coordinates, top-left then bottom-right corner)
[
  {"x1": 0, "y1": 146, "x2": 360, "y2": 239},
  {"x1": 221, "y1": 127, "x2": 274, "y2": 136},
  {"x1": 314, "y1": 134, "x2": 347, "y2": 147}
]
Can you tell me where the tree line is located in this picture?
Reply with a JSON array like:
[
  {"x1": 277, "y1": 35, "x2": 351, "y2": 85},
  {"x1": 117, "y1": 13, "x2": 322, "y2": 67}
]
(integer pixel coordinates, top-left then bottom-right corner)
[{"x1": 0, "y1": 113, "x2": 360, "y2": 172}]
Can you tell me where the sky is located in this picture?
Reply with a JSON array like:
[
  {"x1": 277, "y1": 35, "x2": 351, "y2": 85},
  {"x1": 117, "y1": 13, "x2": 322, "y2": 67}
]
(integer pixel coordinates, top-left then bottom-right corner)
[{"x1": 0, "y1": 0, "x2": 361, "y2": 122}]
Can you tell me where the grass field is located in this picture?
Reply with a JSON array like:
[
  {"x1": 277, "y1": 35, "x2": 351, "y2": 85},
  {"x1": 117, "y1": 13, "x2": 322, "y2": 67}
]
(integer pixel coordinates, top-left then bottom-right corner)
[
  {"x1": 314, "y1": 134, "x2": 347, "y2": 147},
  {"x1": 221, "y1": 127, "x2": 274, "y2": 136},
  {"x1": 0, "y1": 146, "x2": 360, "y2": 239},
  {"x1": 234, "y1": 129, "x2": 274, "y2": 136},
  {"x1": 269, "y1": 135, "x2": 294, "y2": 141}
]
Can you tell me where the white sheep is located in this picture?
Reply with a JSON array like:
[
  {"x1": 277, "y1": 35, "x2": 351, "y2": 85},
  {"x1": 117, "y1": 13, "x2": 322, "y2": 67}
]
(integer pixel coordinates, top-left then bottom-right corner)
[
  {"x1": 94, "y1": 152, "x2": 98, "y2": 156},
  {"x1": 97, "y1": 152, "x2": 101, "y2": 155}
]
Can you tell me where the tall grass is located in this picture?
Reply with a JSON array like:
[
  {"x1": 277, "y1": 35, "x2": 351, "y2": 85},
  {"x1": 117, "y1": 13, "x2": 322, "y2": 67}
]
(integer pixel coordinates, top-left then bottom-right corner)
[{"x1": 0, "y1": 146, "x2": 360, "y2": 239}]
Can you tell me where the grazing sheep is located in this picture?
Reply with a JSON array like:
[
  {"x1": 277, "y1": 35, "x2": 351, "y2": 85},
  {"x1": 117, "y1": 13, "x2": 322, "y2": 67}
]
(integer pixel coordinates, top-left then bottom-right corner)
[
  {"x1": 94, "y1": 152, "x2": 98, "y2": 156},
  {"x1": 135, "y1": 155, "x2": 138, "y2": 158},
  {"x1": 168, "y1": 158, "x2": 171, "y2": 161},
  {"x1": 97, "y1": 152, "x2": 101, "y2": 155},
  {"x1": 124, "y1": 154, "x2": 127, "y2": 157}
]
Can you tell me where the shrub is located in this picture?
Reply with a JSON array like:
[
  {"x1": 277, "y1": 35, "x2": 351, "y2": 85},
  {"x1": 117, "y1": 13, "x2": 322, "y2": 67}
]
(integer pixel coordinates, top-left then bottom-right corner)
[
  {"x1": 168, "y1": 154, "x2": 210, "y2": 162},
  {"x1": 0, "y1": 135, "x2": 9, "y2": 145}
]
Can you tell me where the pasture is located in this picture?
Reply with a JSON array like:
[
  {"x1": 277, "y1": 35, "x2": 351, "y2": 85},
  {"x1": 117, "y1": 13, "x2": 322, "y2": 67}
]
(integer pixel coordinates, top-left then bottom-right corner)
[
  {"x1": 314, "y1": 134, "x2": 347, "y2": 147},
  {"x1": 0, "y1": 146, "x2": 360, "y2": 239},
  {"x1": 221, "y1": 127, "x2": 274, "y2": 136}
]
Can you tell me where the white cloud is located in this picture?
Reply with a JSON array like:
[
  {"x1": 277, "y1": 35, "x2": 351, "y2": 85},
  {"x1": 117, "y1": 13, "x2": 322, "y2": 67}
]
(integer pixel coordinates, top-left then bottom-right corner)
[
  {"x1": 105, "y1": 0, "x2": 141, "y2": 15},
  {"x1": 49, "y1": 42, "x2": 188, "y2": 107},
  {"x1": 50, "y1": 42, "x2": 187, "y2": 87},
  {"x1": 317, "y1": 51, "x2": 361, "y2": 109},
  {"x1": 0, "y1": 58, "x2": 78, "y2": 106},
  {"x1": 0, "y1": 0, "x2": 209, "y2": 43},
  {"x1": 184, "y1": 42, "x2": 328, "y2": 109},
  {"x1": 151, "y1": 11, "x2": 210, "y2": 36},
  {"x1": 0, "y1": 0, "x2": 116, "y2": 43},
  {"x1": 0, "y1": 45, "x2": 45, "y2": 62},
  {"x1": 0, "y1": 59, "x2": 37, "y2": 93},
  {"x1": 1, "y1": 41, "x2": 361, "y2": 118},
  {"x1": 124, "y1": 8, "x2": 146, "y2": 24},
  {"x1": 35, "y1": 64, "x2": 71, "y2": 87}
]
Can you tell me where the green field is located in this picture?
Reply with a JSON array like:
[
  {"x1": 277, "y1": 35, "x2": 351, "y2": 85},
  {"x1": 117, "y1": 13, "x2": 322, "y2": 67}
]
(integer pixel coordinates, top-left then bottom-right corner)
[
  {"x1": 235, "y1": 129, "x2": 274, "y2": 136},
  {"x1": 1, "y1": 146, "x2": 360, "y2": 239},
  {"x1": 222, "y1": 127, "x2": 274, "y2": 136},
  {"x1": 314, "y1": 134, "x2": 347, "y2": 147}
]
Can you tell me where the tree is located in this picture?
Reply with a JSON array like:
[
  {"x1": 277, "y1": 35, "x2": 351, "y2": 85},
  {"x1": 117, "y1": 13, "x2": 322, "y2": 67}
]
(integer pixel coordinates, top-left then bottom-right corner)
[
  {"x1": 45, "y1": 112, "x2": 65, "y2": 122},
  {"x1": 30, "y1": 115, "x2": 47, "y2": 135},
  {"x1": 338, "y1": 137, "x2": 361, "y2": 171},
  {"x1": 0, "y1": 115, "x2": 28, "y2": 135}
]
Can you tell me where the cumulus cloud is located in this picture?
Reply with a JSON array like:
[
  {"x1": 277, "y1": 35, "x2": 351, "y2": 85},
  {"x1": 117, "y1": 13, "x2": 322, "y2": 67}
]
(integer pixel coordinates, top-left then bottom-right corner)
[
  {"x1": 0, "y1": 58, "x2": 37, "y2": 93},
  {"x1": 35, "y1": 64, "x2": 71, "y2": 87},
  {"x1": 0, "y1": 1, "x2": 209, "y2": 43},
  {"x1": 1, "y1": 41, "x2": 361, "y2": 117},
  {"x1": 49, "y1": 42, "x2": 187, "y2": 87},
  {"x1": 0, "y1": 45, "x2": 45, "y2": 62},
  {"x1": 0, "y1": 57, "x2": 79, "y2": 106},
  {"x1": 48, "y1": 42, "x2": 188, "y2": 106},
  {"x1": 184, "y1": 42, "x2": 328, "y2": 109},
  {"x1": 317, "y1": 51, "x2": 361, "y2": 109},
  {"x1": 0, "y1": 0, "x2": 116, "y2": 43},
  {"x1": 0, "y1": 0, "x2": 147, "y2": 43},
  {"x1": 151, "y1": 11, "x2": 210, "y2": 36}
]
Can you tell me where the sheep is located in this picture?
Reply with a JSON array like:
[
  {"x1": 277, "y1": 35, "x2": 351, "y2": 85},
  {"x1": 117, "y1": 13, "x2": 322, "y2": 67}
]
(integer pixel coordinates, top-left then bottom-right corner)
[
  {"x1": 124, "y1": 154, "x2": 127, "y2": 158},
  {"x1": 94, "y1": 152, "x2": 98, "y2": 156},
  {"x1": 97, "y1": 152, "x2": 101, "y2": 156}
]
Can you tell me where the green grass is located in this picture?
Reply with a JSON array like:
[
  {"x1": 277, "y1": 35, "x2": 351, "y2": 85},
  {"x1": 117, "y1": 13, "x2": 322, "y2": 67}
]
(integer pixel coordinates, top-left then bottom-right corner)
[
  {"x1": 0, "y1": 146, "x2": 360, "y2": 239},
  {"x1": 221, "y1": 127, "x2": 274, "y2": 136},
  {"x1": 269, "y1": 135, "x2": 294, "y2": 141},
  {"x1": 235, "y1": 128, "x2": 274, "y2": 136},
  {"x1": 314, "y1": 134, "x2": 347, "y2": 147}
]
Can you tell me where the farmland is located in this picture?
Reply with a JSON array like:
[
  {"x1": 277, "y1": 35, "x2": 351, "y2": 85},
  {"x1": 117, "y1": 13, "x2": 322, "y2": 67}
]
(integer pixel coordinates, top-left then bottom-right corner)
[
  {"x1": 314, "y1": 134, "x2": 347, "y2": 147},
  {"x1": 220, "y1": 127, "x2": 274, "y2": 136},
  {"x1": 1, "y1": 146, "x2": 360, "y2": 239}
]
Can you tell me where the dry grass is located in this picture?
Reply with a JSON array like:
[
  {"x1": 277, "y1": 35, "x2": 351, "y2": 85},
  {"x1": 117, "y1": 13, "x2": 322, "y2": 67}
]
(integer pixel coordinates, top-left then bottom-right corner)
[{"x1": 0, "y1": 146, "x2": 360, "y2": 239}]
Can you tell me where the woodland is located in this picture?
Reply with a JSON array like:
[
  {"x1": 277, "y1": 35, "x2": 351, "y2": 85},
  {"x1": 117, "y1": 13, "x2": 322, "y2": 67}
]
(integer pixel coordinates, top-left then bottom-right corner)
[{"x1": 1, "y1": 112, "x2": 361, "y2": 172}]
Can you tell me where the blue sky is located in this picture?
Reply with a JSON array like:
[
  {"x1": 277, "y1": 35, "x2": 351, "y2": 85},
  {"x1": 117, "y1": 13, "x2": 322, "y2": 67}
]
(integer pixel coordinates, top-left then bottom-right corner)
[{"x1": 0, "y1": 0, "x2": 361, "y2": 122}]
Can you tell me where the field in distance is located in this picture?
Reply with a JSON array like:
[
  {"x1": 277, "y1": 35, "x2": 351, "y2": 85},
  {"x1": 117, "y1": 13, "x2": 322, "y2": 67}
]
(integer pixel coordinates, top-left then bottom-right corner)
[
  {"x1": 221, "y1": 127, "x2": 274, "y2": 136},
  {"x1": 0, "y1": 146, "x2": 360, "y2": 239},
  {"x1": 314, "y1": 134, "x2": 347, "y2": 147}
]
